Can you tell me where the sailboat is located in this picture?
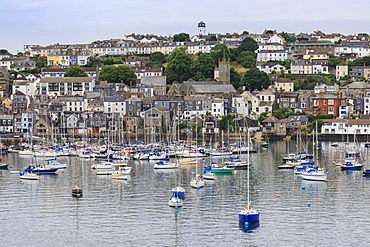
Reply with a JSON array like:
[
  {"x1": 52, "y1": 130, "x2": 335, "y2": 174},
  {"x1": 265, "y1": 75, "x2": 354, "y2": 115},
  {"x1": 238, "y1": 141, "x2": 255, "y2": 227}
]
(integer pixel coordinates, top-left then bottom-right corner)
[
  {"x1": 301, "y1": 122, "x2": 328, "y2": 182},
  {"x1": 72, "y1": 148, "x2": 83, "y2": 197},
  {"x1": 190, "y1": 115, "x2": 204, "y2": 189},
  {"x1": 238, "y1": 150, "x2": 259, "y2": 224},
  {"x1": 169, "y1": 163, "x2": 185, "y2": 207},
  {"x1": 340, "y1": 132, "x2": 364, "y2": 170}
]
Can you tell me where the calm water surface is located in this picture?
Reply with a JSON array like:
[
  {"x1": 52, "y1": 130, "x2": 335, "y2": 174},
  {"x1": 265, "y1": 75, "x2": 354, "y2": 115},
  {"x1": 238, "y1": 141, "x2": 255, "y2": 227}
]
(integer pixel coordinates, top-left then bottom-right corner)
[{"x1": 1, "y1": 141, "x2": 370, "y2": 246}]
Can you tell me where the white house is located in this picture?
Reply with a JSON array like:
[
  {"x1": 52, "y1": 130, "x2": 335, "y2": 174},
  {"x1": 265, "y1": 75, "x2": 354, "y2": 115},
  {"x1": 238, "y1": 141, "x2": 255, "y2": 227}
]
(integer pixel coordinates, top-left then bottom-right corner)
[
  {"x1": 57, "y1": 95, "x2": 85, "y2": 113},
  {"x1": 211, "y1": 98, "x2": 224, "y2": 117},
  {"x1": 321, "y1": 119, "x2": 370, "y2": 135},
  {"x1": 257, "y1": 50, "x2": 288, "y2": 62},
  {"x1": 103, "y1": 96, "x2": 126, "y2": 117},
  {"x1": 257, "y1": 62, "x2": 286, "y2": 74},
  {"x1": 232, "y1": 95, "x2": 250, "y2": 116}
]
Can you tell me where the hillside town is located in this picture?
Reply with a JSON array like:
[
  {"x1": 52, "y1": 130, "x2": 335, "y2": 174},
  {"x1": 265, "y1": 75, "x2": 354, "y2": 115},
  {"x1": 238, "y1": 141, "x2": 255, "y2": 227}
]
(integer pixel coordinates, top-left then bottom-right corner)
[{"x1": 2, "y1": 21, "x2": 370, "y2": 143}]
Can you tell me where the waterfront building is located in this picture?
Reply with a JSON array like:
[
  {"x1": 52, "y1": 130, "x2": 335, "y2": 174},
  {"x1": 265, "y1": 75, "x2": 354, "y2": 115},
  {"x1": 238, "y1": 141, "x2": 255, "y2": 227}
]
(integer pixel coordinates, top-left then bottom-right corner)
[{"x1": 321, "y1": 119, "x2": 370, "y2": 136}]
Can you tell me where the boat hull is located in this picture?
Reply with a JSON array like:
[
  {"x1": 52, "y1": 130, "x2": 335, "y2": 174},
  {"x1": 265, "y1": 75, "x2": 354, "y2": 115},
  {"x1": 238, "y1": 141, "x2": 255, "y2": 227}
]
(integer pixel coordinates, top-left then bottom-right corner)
[
  {"x1": 238, "y1": 210, "x2": 260, "y2": 223},
  {"x1": 302, "y1": 173, "x2": 327, "y2": 181},
  {"x1": 72, "y1": 188, "x2": 83, "y2": 197}
]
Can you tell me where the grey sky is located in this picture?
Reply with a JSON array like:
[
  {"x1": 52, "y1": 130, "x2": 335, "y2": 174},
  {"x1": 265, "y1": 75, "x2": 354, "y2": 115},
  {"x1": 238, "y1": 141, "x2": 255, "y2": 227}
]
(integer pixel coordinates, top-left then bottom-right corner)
[{"x1": 1, "y1": 0, "x2": 370, "y2": 53}]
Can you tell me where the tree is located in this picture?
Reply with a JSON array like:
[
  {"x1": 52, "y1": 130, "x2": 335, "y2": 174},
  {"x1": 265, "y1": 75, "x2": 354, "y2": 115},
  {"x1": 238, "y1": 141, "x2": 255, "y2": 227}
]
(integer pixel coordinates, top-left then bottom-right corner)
[
  {"x1": 150, "y1": 52, "x2": 166, "y2": 64},
  {"x1": 242, "y1": 68, "x2": 271, "y2": 91},
  {"x1": 0, "y1": 49, "x2": 9, "y2": 55},
  {"x1": 207, "y1": 35, "x2": 218, "y2": 41},
  {"x1": 272, "y1": 108, "x2": 294, "y2": 119},
  {"x1": 328, "y1": 57, "x2": 344, "y2": 70},
  {"x1": 173, "y1": 33, "x2": 190, "y2": 42},
  {"x1": 258, "y1": 112, "x2": 270, "y2": 123},
  {"x1": 30, "y1": 56, "x2": 47, "y2": 68},
  {"x1": 65, "y1": 67, "x2": 88, "y2": 77},
  {"x1": 194, "y1": 53, "x2": 216, "y2": 80},
  {"x1": 210, "y1": 44, "x2": 230, "y2": 65},
  {"x1": 279, "y1": 32, "x2": 296, "y2": 43},
  {"x1": 230, "y1": 68, "x2": 242, "y2": 90},
  {"x1": 242, "y1": 31, "x2": 249, "y2": 35},
  {"x1": 16, "y1": 52, "x2": 24, "y2": 57},
  {"x1": 220, "y1": 114, "x2": 238, "y2": 131},
  {"x1": 85, "y1": 57, "x2": 101, "y2": 67},
  {"x1": 165, "y1": 47, "x2": 194, "y2": 83},
  {"x1": 279, "y1": 59, "x2": 291, "y2": 70},
  {"x1": 98, "y1": 65, "x2": 137, "y2": 84},
  {"x1": 237, "y1": 51, "x2": 256, "y2": 68},
  {"x1": 237, "y1": 37, "x2": 258, "y2": 55}
]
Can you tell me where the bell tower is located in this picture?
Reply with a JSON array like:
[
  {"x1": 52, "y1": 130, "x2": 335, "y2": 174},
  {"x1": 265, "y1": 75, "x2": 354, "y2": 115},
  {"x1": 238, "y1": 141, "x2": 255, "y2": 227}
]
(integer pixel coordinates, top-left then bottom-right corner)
[{"x1": 218, "y1": 57, "x2": 230, "y2": 84}]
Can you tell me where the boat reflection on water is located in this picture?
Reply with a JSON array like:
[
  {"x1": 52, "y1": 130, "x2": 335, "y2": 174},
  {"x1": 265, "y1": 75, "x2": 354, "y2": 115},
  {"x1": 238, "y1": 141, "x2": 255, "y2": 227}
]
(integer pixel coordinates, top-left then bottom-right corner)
[{"x1": 239, "y1": 221, "x2": 260, "y2": 232}]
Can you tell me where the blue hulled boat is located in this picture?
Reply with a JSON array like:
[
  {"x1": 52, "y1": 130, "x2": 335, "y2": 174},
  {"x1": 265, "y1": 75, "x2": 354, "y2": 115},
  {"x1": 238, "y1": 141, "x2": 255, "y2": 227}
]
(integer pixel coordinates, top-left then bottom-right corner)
[{"x1": 25, "y1": 165, "x2": 58, "y2": 174}]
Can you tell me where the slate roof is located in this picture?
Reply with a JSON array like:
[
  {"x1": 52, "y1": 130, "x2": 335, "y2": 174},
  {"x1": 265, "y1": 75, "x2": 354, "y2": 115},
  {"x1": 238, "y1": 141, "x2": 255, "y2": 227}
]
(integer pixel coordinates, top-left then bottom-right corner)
[
  {"x1": 141, "y1": 76, "x2": 166, "y2": 86},
  {"x1": 104, "y1": 96, "x2": 125, "y2": 102},
  {"x1": 191, "y1": 84, "x2": 236, "y2": 94},
  {"x1": 340, "y1": 81, "x2": 370, "y2": 89},
  {"x1": 288, "y1": 115, "x2": 308, "y2": 122}
]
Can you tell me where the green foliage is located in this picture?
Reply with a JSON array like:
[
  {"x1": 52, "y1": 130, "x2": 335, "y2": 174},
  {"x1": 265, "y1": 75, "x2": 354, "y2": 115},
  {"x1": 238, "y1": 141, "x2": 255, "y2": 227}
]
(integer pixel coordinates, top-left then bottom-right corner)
[
  {"x1": 348, "y1": 56, "x2": 370, "y2": 66},
  {"x1": 328, "y1": 57, "x2": 344, "y2": 69},
  {"x1": 237, "y1": 51, "x2": 256, "y2": 68},
  {"x1": 98, "y1": 65, "x2": 137, "y2": 84},
  {"x1": 242, "y1": 68, "x2": 271, "y2": 91},
  {"x1": 85, "y1": 57, "x2": 101, "y2": 67},
  {"x1": 194, "y1": 53, "x2": 216, "y2": 80},
  {"x1": 295, "y1": 75, "x2": 331, "y2": 90},
  {"x1": 308, "y1": 114, "x2": 335, "y2": 123},
  {"x1": 279, "y1": 32, "x2": 296, "y2": 42},
  {"x1": 64, "y1": 67, "x2": 88, "y2": 77},
  {"x1": 237, "y1": 37, "x2": 258, "y2": 55},
  {"x1": 242, "y1": 31, "x2": 249, "y2": 35},
  {"x1": 16, "y1": 52, "x2": 24, "y2": 57},
  {"x1": 210, "y1": 44, "x2": 230, "y2": 65},
  {"x1": 230, "y1": 68, "x2": 242, "y2": 89},
  {"x1": 165, "y1": 47, "x2": 194, "y2": 83},
  {"x1": 307, "y1": 114, "x2": 335, "y2": 132},
  {"x1": 358, "y1": 33, "x2": 369, "y2": 36},
  {"x1": 145, "y1": 61, "x2": 163, "y2": 69},
  {"x1": 178, "y1": 122, "x2": 188, "y2": 130},
  {"x1": 150, "y1": 52, "x2": 166, "y2": 63},
  {"x1": 258, "y1": 112, "x2": 270, "y2": 123},
  {"x1": 207, "y1": 35, "x2": 218, "y2": 41},
  {"x1": 220, "y1": 114, "x2": 238, "y2": 131},
  {"x1": 31, "y1": 56, "x2": 47, "y2": 68},
  {"x1": 272, "y1": 108, "x2": 294, "y2": 119},
  {"x1": 278, "y1": 59, "x2": 291, "y2": 70},
  {"x1": 173, "y1": 33, "x2": 190, "y2": 42},
  {"x1": 0, "y1": 49, "x2": 10, "y2": 55}
]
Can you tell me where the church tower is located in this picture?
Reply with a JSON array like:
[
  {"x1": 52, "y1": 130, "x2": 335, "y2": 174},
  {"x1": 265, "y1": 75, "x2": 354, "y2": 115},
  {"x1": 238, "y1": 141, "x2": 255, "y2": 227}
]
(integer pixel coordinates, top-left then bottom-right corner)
[
  {"x1": 218, "y1": 58, "x2": 230, "y2": 84},
  {"x1": 198, "y1": 21, "x2": 206, "y2": 36}
]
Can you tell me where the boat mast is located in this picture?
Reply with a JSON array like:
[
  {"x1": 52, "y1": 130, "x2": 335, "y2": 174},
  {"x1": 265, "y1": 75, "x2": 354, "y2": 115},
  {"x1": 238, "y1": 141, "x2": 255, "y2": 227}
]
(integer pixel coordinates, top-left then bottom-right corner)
[{"x1": 247, "y1": 130, "x2": 250, "y2": 209}]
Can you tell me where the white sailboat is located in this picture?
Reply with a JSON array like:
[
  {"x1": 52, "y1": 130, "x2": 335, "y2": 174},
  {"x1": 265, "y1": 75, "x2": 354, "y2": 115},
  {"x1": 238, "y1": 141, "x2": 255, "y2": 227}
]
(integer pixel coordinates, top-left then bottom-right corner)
[
  {"x1": 302, "y1": 122, "x2": 328, "y2": 182},
  {"x1": 190, "y1": 115, "x2": 204, "y2": 188}
]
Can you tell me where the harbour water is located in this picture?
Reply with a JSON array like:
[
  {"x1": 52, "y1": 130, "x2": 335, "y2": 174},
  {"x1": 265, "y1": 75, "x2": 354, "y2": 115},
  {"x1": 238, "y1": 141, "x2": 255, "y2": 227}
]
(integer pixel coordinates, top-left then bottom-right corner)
[{"x1": 1, "y1": 140, "x2": 370, "y2": 246}]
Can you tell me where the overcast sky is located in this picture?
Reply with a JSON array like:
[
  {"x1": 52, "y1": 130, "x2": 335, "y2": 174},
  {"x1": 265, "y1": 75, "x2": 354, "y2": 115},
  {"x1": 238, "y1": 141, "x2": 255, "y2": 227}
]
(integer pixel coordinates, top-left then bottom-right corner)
[{"x1": 1, "y1": 0, "x2": 370, "y2": 54}]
